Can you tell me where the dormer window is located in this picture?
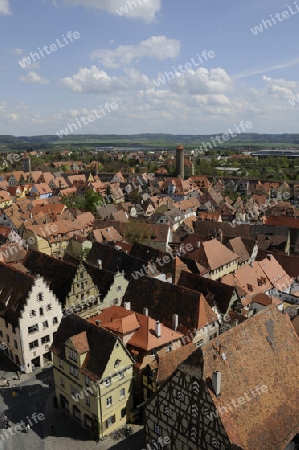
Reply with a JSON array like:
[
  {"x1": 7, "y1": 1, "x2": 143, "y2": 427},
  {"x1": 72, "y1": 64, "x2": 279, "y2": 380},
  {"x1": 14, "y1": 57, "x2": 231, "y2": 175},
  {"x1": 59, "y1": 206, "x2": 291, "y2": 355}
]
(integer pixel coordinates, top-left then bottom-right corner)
[{"x1": 69, "y1": 349, "x2": 78, "y2": 362}]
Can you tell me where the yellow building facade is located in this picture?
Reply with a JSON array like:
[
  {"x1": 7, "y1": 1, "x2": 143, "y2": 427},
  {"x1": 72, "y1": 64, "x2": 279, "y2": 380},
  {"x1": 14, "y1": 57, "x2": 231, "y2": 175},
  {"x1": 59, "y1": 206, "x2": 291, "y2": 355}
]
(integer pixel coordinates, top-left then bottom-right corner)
[{"x1": 52, "y1": 324, "x2": 135, "y2": 439}]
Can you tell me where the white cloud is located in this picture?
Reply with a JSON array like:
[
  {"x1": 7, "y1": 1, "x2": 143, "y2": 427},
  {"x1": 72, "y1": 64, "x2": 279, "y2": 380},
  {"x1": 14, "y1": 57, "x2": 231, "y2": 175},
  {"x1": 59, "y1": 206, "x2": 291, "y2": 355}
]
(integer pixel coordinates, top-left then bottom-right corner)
[
  {"x1": 4, "y1": 67, "x2": 299, "y2": 135},
  {"x1": 0, "y1": 0, "x2": 10, "y2": 14},
  {"x1": 11, "y1": 48, "x2": 23, "y2": 55},
  {"x1": 60, "y1": 65, "x2": 150, "y2": 93},
  {"x1": 20, "y1": 71, "x2": 49, "y2": 84},
  {"x1": 263, "y1": 75, "x2": 299, "y2": 98},
  {"x1": 91, "y1": 35, "x2": 180, "y2": 68},
  {"x1": 0, "y1": 101, "x2": 27, "y2": 125},
  {"x1": 168, "y1": 68, "x2": 233, "y2": 95},
  {"x1": 56, "y1": 0, "x2": 161, "y2": 22}
]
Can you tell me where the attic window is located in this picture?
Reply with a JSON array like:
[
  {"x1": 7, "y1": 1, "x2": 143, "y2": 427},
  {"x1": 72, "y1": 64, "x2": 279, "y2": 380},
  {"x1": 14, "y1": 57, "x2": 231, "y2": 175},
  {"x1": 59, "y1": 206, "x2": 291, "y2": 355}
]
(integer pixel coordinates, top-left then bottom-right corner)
[
  {"x1": 69, "y1": 349, "x2": 77, "y2": 362},
  {"x1": 114, "y1": 359, "x2": 121, "y2": 368},
  {"x1": 37, "y1": 293, "x2": 44, "y2": 302}
]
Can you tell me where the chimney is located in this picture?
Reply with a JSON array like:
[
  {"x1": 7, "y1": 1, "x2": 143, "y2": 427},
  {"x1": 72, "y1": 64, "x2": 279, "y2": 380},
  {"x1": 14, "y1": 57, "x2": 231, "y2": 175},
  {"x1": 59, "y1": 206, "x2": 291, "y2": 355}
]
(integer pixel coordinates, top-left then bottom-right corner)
[
  {"x1": 155, "y1": 321, "x2": 161, "y2": 338},
  {"x1": 197, "y1": 241, "x2": 201, "y2": 248},
  {"x1": 124, "y1": 302, "x2": 131, "y2": 310},
  {"x1": 267, "y1": 254, "x2": 272, "y2": 261},
  {"x1": 97, "y1": 259, "x2": 102, "y2": 269},
  {"x1": 172, "y1": 314, "x2": 179, "y2": 331},
  {"x1": 95, "y1": 320, "x2": 101, "y2": 326},
  {"x1": 212, "y1": 371, "x2": 221, "y2": 397},
  {"x1": 143, "y1": 307, "x2": 148, "y2": 316}
]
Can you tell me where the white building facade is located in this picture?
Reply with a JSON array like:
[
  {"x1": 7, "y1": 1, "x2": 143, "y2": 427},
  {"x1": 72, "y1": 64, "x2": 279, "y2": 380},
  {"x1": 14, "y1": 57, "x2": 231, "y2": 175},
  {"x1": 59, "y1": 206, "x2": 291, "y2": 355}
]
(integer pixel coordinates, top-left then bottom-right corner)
[{"x1": 0, "y1": 276, "x2": 62, "y2": 373}]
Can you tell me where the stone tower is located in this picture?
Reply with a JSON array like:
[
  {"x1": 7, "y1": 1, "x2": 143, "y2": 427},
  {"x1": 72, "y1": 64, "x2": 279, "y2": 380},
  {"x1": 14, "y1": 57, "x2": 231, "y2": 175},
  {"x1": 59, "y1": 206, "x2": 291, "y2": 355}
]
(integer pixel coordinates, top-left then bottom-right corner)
[
  {"x1": 22, "y1": 151, "x2": 31, "y2": 173},
  {"x1": 176, "y1": 144, "x2": 184, "y2": 179}
]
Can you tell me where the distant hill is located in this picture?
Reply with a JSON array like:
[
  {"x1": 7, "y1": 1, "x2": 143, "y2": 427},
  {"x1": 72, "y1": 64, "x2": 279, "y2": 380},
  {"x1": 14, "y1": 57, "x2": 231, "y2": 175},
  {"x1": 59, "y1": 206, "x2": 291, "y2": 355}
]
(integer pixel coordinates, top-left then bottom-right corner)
[{"x1": 1, "y1": 133, "x2": 299, "y2": 149}]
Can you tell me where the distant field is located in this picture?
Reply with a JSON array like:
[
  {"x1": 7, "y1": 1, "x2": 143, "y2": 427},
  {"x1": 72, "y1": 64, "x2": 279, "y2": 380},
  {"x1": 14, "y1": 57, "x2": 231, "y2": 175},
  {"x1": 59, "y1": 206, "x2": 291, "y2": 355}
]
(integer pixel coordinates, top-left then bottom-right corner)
[{"x1": 2, "y1": 133, "x2": 299, "y2": 150}]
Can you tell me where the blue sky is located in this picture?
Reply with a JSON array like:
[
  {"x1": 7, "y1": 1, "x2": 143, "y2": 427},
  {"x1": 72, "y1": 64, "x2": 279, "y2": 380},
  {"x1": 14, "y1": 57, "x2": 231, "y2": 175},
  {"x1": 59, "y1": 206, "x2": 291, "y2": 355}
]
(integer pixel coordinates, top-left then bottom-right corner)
[{"x1": 1, "y1": 0, "x2": 299, "y2": 136}]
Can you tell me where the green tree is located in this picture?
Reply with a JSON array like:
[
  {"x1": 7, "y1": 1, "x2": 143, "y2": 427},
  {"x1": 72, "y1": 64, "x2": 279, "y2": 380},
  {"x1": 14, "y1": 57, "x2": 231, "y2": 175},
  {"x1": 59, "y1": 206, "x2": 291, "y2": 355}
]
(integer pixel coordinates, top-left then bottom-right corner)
[
  {"x1": 124, "y1": 219, "x2": 152, "y2": 244},
  {"x1": 62, "y1": 194, "x2": 85, "y2": 209},
  {"x1": 84, "y1": 189, "x2": 103, "y2": 213}
]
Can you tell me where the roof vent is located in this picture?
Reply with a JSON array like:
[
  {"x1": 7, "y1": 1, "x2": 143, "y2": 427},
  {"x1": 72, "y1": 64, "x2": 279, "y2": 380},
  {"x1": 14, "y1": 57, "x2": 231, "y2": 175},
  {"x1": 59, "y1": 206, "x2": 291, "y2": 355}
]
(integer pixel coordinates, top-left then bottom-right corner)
[
  {"x1": 172, "y1": 314, "x2": 179, "y2": 331},
  {"x1": 155, "y1": 321, "x2": 161, "y2": 338},
  {"x1": 212, "y1": 370, "x2": 221, "y2": 397},
  {"x1": 124, "y1": 302, "x2": 131, "y2": 310}
]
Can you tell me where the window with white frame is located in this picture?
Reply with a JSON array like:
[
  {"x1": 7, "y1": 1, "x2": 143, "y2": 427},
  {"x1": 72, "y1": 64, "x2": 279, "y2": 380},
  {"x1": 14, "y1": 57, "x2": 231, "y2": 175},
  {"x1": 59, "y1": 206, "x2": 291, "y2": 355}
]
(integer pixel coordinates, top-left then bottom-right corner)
[
  {"x1": 105, "y1": 378, "x2": 111, "y2": 387},
  {"x1": 70, "y1": 385, "x2": 78, "y2": 395},
  {"x1": 86, "y1": 396, "x2": 90, "y2": 406},
  {"x1": 70, "y1": 365, "x2": 78, "y2": 377},
  {"x1": 120, "y1": 388, "x2": 125, "y2": 399},
  {"x1": 29, "y1": 340, "x2": 38, "y2": 350},
  {"x1": 41, "y1": 335, "x2": 50, "y2": 344},
  {"x1": 106, "y1": 396, "x2": 112, "y2": 408},
  {"x1": 69, "y1": 349, "x2": 77, "y2": 362},
  {"x1": 28, "y1": 324, "x2": 38, "y2": 334},
  {"x1": 106, "y1": 415, "x2": 115, "y2": 428}
]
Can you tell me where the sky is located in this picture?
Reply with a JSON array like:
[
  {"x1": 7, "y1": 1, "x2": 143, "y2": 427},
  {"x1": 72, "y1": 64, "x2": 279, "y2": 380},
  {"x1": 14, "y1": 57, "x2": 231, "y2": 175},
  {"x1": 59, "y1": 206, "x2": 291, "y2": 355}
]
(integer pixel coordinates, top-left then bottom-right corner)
[{"x1": 1, "y1": 0, "x2": 299, "y2": 136}]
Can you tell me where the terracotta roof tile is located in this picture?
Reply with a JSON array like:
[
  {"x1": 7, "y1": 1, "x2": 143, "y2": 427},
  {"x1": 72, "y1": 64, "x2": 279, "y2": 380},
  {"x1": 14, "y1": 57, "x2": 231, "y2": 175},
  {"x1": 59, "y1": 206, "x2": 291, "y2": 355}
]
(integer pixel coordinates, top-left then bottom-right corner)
[
  {"x1": 178, "y1": 270, "x2": 236, "y2": 314},
  {"x1": 122, "y1": 276, "x2": 217, "y2": 330},
  {"x1": 179, "y1": 307, "x2": 299, "y2": 450},
  {"x1": 258, "y1": 256, "x2": 293, "y2": 290},
  {"x1": 202, "y1": 239, "x2": 238, "y2": 270},
  {"x1": 70, "y1": 331, "x2": 90, "y2": 354},
  {"x1": 155, "y1": 343, "x2": 196, "y2": 383},
  {"x1": 227, "y1": 237, "x2": 250, "y2": 263}
]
